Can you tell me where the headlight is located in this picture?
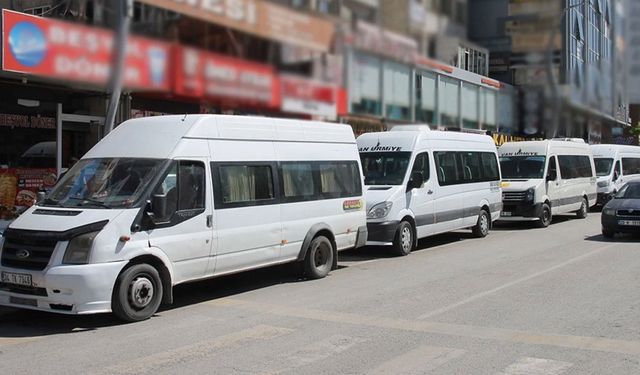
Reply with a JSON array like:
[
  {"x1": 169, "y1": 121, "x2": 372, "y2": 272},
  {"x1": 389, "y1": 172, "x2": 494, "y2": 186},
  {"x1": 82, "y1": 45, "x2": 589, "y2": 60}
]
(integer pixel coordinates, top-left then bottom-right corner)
[
  {"x1": 63, "y1": 231, "x2": 99, "y2": 264},
  {"x1": 598, "y1": 180, "x2": 610, "y2": 188},
  {"x1": 525, "y1": 188, "x2": 535, "y2": 202},
  {"x1": 368, "y1": 202, "x2": 393, "y2": 219},
  {"x1": 603, "y1": 207, "x2": 616, "y2": 216}
]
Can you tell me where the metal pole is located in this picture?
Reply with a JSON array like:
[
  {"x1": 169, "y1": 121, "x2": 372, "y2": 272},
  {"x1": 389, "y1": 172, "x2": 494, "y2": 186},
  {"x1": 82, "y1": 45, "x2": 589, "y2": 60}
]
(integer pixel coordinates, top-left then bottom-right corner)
[
  {"x1": 104, "y1": 0, "x2": 132, "y2": 135},
  {"x1": 56, "y1": 103, "x2": 62, "y2": 177}
]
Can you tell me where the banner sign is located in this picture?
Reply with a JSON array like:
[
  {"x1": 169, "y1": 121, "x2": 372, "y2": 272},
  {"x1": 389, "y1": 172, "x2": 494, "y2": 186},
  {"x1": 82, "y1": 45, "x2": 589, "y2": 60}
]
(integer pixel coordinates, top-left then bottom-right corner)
[
  {"x1": 0, "y1": 168, "x2": 57, "y2": 213},
  {"x1": 174, "y1": 46, "x2": 279, "y2": 107},
  {"x1": 280, "y1": 75, "x2": 342, "y2": 119},
  {"x1": 2, "y1": 10, "x2": 171, "y2": 91},
  {"x1": 137, "y1": 0, "x2": 334, "y2": 52}
]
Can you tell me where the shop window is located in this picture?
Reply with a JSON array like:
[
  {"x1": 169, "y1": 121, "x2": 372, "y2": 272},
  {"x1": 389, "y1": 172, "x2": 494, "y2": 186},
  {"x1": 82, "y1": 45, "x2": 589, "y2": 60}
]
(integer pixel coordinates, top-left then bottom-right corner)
[
  {"x1": 383, "y1": 62, "x2": 411, "y2": 121},
  {"x1": 462, "y1": 83, "x2": 479, "y2": 129},
  {"x1": 439, "y1": 77, "x2": 460, "y2": 128},
  {"x1": 415, "y1": 72, "x2": 436, "y2": 124},
  {"x1": 482, "y1": 89, "x2": 497, "y2": 132},
  {"x1": 350, "y1": 53, "x2": 382, "y2": 116}
]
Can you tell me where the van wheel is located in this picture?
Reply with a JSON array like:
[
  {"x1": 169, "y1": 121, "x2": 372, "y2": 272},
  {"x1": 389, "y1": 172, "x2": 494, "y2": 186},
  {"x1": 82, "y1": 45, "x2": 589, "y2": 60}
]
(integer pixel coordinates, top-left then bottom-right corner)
[
  {"x1": 112, "y1": 264, "x2": 163, "y2": 322},
  {"x1": 576, "y1": 198, "x2": 588, "y2": 219},
  {"x1": 304, "y1": 236, "x2": 334, "y2": 279},
  {"x1": 392, "y1": 221, "x2": 414, "y2": 256},
  {"x1": 537, "y1": 203, "x2": 552, "y2": 228},
  {"x1": 472, "y1": 210, "x2": 490, "y2": 238}
]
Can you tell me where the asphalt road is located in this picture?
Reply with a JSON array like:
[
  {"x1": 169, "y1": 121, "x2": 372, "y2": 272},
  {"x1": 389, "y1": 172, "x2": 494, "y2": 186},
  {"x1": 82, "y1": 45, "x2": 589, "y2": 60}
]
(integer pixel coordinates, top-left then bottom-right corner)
[{"x1": 1, "y1": 212, "x2": 640, "y2": 374}]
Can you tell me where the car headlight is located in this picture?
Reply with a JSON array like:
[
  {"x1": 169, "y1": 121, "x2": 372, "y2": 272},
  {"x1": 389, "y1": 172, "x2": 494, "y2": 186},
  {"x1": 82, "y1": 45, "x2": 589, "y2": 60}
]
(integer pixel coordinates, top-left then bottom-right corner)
[
  {"x1": 598, "y1": 180, "x2": 610, "y2": 188},
  {"x1": 603, "y1": 207, "x2": 616, "y2": 216},
  {"x1": 368, "y1": 202, "x2": 393, "y2": 219},
  {"x1": 63, "y1": 231, "x2": 99, "y2": 264},
  {"x1": 525, "y1": 188, "x2": 535, "y2": 202}
]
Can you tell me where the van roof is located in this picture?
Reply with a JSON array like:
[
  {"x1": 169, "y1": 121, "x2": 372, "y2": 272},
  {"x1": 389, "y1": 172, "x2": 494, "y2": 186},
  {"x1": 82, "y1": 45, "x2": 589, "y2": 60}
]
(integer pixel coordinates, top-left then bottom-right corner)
[
  {"x1": 84, "y1": 115, "x2": 356, "y2": 159},
  {"x1": 499, "y1": 139, "x2": 592, "y2": 155},
  {"x1": 357, "y1": 129, "x2": 495, "y2": 152}
]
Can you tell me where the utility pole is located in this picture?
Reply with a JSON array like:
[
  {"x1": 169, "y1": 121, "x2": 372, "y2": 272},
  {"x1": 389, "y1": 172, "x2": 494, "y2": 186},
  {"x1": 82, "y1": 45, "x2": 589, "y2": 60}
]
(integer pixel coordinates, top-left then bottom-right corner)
[{"x1": 104, "y1": 0, "x2": 133, "y2": 135}]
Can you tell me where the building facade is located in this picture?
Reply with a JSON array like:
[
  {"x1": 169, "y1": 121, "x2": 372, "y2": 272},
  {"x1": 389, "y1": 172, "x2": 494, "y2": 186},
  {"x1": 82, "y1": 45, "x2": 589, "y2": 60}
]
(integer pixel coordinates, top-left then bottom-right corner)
[{"x1": 469, "y1": 0, "x2": 629, "y2": 143}]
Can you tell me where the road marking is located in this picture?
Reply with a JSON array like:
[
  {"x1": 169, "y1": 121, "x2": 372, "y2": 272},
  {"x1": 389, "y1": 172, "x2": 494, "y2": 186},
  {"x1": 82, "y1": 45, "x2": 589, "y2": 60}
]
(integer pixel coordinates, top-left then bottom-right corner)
[
  {"x1": 498, "y1": 357, "x2": 573, "y2": 375},
  {"x1": 417, "y1": 244, "x2": 615, "y2": 320},
  {"x1": 209, "y1": 298, "x2": 640, "y2": 356},
  {"x1": 257, "y1": 335, "x2": 365, "y2": 375},
  {"x1": 369, "y1": 345, "x2": 466, "y2": 374},
  {"x1": 98, "y1": 324, "x2": 293, "y2": 375}
]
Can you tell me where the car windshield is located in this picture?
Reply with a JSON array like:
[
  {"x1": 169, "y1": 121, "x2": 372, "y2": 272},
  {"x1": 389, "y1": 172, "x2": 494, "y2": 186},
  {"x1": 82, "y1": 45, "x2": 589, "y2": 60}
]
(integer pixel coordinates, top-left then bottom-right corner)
[
  {"x1": 42, "y1": 158, "x2": 164, "y2": 209},
  {"x1": 499, "y1": 156, "x2": 546, "y2": 179},
  {"x1": 616, "y1": 183, "x2": 640, "y2": 199},
  {"x1": 594, "y1": 158, "x2": 614, "y2": 177},
  {"x1": 360, "y1": 152, "x2": 412, "y2": 186}
]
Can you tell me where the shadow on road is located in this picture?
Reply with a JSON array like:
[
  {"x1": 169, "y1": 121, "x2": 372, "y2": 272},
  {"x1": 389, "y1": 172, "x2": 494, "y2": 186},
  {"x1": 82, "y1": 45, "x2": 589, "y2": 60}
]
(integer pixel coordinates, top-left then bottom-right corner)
[
  {"x1": 584, "y1": 233, "x2": 640, "y2": 243},
  {"x1": 492, "y1": 215, "x2": 576, "y2": 231}
]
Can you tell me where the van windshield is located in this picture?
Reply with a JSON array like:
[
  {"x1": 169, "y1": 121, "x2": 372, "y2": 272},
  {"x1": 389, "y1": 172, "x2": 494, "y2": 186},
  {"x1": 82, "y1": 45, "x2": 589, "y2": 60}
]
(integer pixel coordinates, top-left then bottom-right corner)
[
  {"x1": 42, "y1": 158, "x2": 163, "y2": 209},
  {"x1": 360, "y1": 152, "x2": 411, "y2": 185},
  {"x1": 594, "y1": 158, "x2": 614, "y2": 176},
  {"x1": 499, "y1": 156, "x2": 546, "y2": 179}
]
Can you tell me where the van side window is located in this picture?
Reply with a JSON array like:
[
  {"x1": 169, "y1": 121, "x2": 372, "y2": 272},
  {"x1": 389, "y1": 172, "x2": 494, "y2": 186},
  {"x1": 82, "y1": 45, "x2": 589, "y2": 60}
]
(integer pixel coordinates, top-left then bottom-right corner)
[
  {"x1": 558, "y1": 156, "x2": 592, "y2": 179},
  {"x1": 615, "y1": 160, "x2": 622, "y2": 176},
  {"x1": 282, "y1": 162, "x2": 315, "y2": 199},
  {"x1": 434, "y1": 152, "x2": 461, "y2": 186},
  {"x1": 481, "y1": 153, "x2": 500, "y2": 181},
  {"x1": 460, "y1": 152, "x2": 482, "y2": 182},
  {"x1": 153, "y1": 160, "x2": 206, "y2": 221},
  {"x1": 218, "y1": 165, "x2": 275, "y2": 205},
  {"x1": 547, "y1": 156, "x2": 557, "y2": 179},
  {"x1": 318, "y1": 161, "x2": 362, "y2": 198},
  {"x1": 411, "y1": 153, "x2": 430, "y2": 183},
  {"x1": 622, "y1": 158, "x2": 640, "y2": 175}
]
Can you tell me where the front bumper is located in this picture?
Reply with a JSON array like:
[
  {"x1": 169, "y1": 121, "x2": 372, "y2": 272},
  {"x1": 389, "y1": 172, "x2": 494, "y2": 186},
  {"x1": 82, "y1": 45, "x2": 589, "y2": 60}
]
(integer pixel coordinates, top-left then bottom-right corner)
[
  {"x1": 602, "y1": 215, "x2": 640, "y2": 234},
  {"x1": 366, "y1": 221, "x2": 400, "y2": 245},
  {"x1": 0, "y1": 261, "x2": 127, "y2": 315},
  {"x1": 498, "y1": 202, "x2": 544, "y2": 221}
]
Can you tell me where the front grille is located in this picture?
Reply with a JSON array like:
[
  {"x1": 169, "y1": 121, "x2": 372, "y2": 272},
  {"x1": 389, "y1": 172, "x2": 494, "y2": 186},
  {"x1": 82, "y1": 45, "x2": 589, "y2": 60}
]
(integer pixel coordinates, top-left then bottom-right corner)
[
  {"x1": 617, "y1": 209, "x2": 640, "y2": 217},
  {"x1": 1, "y1": 236, "x2": 57, "y2": 271},
  {"x1": 0, "y1": 283, "x2": 48, "y2": 296},
  {"x1": 502, "y1": 191, "x2": 527, "y2": 202}
]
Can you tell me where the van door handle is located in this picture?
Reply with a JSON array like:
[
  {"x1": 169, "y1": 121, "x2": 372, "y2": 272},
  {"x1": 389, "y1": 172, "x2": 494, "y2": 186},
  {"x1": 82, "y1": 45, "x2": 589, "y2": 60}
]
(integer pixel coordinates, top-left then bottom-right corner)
[
  {"x1": 427, "y1": 190, "x2": 434, "y2": 195},
  {"x1": 206, "y1": 215, "x2": 213, "y2": 228}
]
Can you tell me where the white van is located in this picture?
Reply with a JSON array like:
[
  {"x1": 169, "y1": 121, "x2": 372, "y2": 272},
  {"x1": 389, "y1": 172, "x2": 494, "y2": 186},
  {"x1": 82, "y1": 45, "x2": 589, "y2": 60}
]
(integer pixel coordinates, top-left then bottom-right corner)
[
  {"x1": 0, "y1": 115, "x2": 367, "y2": 321},
  {"x1": 357, "y1": 126, "x2": 502, "y2": 256},
  {"x1": 498, "y1": 139, "x2": 597, "y2": 227},
  {"x1": 591, "y1": 144, "x2": 640, "y2": 205}
]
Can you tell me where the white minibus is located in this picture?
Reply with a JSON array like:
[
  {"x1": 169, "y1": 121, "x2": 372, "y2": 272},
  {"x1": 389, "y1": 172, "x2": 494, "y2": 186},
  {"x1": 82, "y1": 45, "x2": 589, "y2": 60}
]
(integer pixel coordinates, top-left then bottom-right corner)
[
  {"x1": 0, "y1": 115, "x2": 367, "y2": 321},
  {"x1": 591, "y1": 144, "x2": 640, "y2": 205},
  {"x1": 357, "y1": 126, "x2": 502, "y2": 256},
  {"x1": 498, "y1": 139, "x2": 597, "y2": 227}
]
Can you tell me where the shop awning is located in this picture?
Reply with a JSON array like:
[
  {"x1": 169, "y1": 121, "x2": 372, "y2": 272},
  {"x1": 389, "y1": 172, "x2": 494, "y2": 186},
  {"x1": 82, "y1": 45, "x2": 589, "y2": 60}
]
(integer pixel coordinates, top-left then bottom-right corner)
[{"x1": 137, "y1": 0, "x2": 335, "y2": 52}]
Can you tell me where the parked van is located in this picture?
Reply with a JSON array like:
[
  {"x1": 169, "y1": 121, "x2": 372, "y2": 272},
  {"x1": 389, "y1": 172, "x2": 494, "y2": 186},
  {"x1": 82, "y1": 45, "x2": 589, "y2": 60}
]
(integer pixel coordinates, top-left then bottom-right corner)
[
  {"x1": 357, "y1": 126, "x2": 502, "y2": 256},
  {"x1": 0, "y1": 115, "x2": 367, "y2": 321},
  {"x1": 498, "y1": 139, "x2": 597, "y2": 227},
  {"x1": 591, "y1": 144, "x2": 640, "y2": 205}
]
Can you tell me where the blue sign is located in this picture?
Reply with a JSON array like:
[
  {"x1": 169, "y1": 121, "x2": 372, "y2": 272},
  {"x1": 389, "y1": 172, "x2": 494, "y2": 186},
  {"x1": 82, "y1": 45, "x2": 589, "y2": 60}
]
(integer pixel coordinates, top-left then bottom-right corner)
[{"x1": 8, "y1": 22, "x2": 47, "y2": 67}]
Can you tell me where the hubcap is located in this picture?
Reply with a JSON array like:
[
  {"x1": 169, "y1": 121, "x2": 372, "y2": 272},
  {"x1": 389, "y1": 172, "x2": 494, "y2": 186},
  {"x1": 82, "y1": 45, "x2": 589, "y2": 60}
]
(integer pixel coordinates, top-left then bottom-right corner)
[
  {"x1": 129, "y1": 276, "x2": 154, "y2": 309},
  {"x1": 401, "y1": 226, "x2": 412, "y2": 251},
  {"x1": 314, "y1": 243, "x2": 330, "y2": 268},
  {"x1": 543, "y1": 209, "x2": 550, "y2": 224},
  {"x1": 480, "y1": 214, "x2": 489, "y2": 234}
]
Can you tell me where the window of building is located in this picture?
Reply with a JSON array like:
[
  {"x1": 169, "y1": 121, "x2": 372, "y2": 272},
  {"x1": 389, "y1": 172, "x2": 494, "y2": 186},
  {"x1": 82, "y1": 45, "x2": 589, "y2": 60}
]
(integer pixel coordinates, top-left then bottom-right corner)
[
  {"x1": 350, "y1": 53, "x2": 382, "y2": 116},
  {"x1": 415, "y1": 71, "x2": 437, "y2": 124},
  {"x1": 482, "y1": 89, "x2": 497, "y2": 132},
  {"x1": 384, "y1": 62, "x2": 411, "y2": 121},
  {"x1": 462, "y1": 83, "x2": 479, "y2": 129},
  {"x1": 439, "y1": 77, "x2": 459, "y2": 128},
  {"x1": 497, "y1": 92, "x2": 514, "y2": 133}
]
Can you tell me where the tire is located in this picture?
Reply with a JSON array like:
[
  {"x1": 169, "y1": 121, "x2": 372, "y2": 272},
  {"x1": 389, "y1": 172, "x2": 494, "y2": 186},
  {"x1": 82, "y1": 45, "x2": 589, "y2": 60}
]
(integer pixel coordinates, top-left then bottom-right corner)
[
  {"x1": 303, "y1": 236, "x2": 334, "y2": 279},
  {"x1": 472, "y1": 210, "x2": 491, "y2": 238},
  {"x1": 536, "y1": 203, "x2": 552, "y2": 228},
  {"x1": 576, "y1": 198, "x2": 588, "y2": 219},
  {"x1": 602, "y1": 227, "x2": 615, "y2": 239},
  {"x1": 112, "y1": 264, "x2": 163, "y2": 322},
  {"x1": 392, "y1": 221, "x2": 414, "y2": 256}
]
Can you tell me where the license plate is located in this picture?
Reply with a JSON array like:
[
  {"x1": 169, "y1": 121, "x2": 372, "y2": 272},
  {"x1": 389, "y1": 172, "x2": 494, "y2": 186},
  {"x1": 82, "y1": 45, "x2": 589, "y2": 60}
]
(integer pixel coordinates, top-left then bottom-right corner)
[
  {"x1": 618, "y1": 220, "x2": 640, "y2": 226},
  {"x1": 501, "y1": 212, "x2": 512, "y2": 217},
  {"x1": 1, "y1": 272, "x2": 32, "y2": 287}
]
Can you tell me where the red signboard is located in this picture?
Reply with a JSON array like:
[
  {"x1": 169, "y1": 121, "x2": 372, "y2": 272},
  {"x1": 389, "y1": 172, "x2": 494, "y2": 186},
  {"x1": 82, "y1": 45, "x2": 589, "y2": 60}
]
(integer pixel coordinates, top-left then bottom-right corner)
[
  {"x1": 174, "y1": 46, "x2": 279, "y2": 108},
  {"x1": 1, "y1": 9, "x2": 171, "y2": 91},
  {"x1": 280, "y1": 75, "x2": 344, "y2": 119},
  {"x1": 0, "y1": 168, "x2": 57, "y2": 215}
]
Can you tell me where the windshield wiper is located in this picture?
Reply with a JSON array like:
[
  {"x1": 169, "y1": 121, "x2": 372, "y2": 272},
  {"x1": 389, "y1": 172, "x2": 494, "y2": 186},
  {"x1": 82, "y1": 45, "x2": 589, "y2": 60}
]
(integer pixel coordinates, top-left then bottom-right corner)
[
  {"x1": 41, "y1": 198, "x2": 62, "y2": 207},
  {"x1": 66, "y1": 197, "x2": 112, "y2": 209}
]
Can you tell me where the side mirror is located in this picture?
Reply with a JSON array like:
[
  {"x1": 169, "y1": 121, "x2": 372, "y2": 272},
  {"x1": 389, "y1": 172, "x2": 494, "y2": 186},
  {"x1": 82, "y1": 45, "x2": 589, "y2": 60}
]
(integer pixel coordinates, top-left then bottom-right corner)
[
  {"x1": 546, "y1": 170, "x2": 557, "y2": 182},
  {"x1": 36, "y1": 191, "x2": 46, "y2": 204},
  {"x1": 407, "y1": 172, "x2": 424, "y2": 191},
  {"x1": 150, "y1": 194, "x2": 168, "y2": 221}
]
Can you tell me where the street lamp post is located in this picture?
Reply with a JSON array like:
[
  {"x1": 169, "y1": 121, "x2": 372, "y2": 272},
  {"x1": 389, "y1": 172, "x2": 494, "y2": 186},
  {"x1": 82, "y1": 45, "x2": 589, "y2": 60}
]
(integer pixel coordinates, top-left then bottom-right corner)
[{"x1": 546, "y1": 0, "x2": 585, "y2": 138}]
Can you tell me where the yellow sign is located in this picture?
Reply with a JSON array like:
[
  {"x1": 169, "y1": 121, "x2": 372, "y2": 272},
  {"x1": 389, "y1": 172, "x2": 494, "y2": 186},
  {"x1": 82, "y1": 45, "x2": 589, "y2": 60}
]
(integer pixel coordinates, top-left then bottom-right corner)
[{"x1": 343, "y1": 199, "x2": 363, "y2": 211}]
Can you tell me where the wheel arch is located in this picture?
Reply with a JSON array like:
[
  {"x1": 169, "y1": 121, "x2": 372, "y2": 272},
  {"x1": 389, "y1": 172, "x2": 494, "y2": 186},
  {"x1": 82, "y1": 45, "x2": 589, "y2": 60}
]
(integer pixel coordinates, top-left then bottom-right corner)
[
  {"x1": 120, "y1": 250, "x2": 174, "y2": 305},
  {"x1": 297, "y1": 223, "x2": 337, "y2": 269}
]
